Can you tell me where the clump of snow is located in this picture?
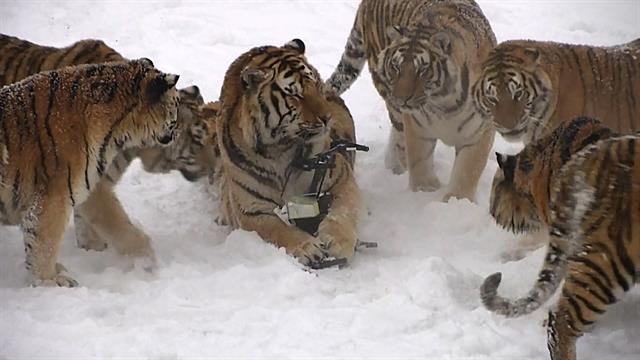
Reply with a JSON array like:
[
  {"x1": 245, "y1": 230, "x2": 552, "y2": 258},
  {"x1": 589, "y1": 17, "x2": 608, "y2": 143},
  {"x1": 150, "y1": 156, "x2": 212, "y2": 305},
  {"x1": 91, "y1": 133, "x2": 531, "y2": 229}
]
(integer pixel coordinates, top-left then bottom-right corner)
[{"x1": 1, "y1": 0, "x2": 639, "y2": 358}]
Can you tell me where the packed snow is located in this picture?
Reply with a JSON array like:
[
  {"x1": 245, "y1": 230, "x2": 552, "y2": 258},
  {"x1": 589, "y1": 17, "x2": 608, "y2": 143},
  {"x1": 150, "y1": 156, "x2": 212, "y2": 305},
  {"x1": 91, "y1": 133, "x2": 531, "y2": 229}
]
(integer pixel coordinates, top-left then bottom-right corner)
[{"x1": 1, "y1": 0, "x2": 639, "y2": 358}]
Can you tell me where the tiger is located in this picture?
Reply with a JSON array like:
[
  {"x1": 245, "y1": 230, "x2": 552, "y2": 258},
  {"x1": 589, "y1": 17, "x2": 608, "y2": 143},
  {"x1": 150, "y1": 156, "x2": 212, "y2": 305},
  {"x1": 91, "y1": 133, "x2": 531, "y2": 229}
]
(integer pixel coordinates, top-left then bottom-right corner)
[
  {"x1": 74, "y1": 93, "x2": 221, "y2": 253},
  {"x1": 473, "y1": 38, "x2": 640, "y2": 145},
  {"x1": 0, "y1": 59, "x2": 180, "y2": 287},
  {"x1": 326, "y1": 0, "x2": 497, "y2": 202},
  {"x1": 0, "y1": 33, "x2": 216, "y2": 181},
  {"x1": 0, "y1": 34, "x2": 123, "y2": 84},
  {"x1": 0, "y1": 33, "x2": 220, "y2": 252},
  {"x1": 216, "y1": 39, "x2": 364, "y2": 267},
  {"x1": 481, "y1": 116, "x2": 640, "y2": 360}
]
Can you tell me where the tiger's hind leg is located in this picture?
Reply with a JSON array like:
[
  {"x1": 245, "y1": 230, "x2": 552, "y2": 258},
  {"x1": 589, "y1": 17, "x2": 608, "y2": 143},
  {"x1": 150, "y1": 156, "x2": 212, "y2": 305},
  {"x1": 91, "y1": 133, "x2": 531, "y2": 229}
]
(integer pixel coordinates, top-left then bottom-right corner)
[
  {"x1": 547, "y1": 238, "x2": 635, "y2": 360},
  {"x1": 75, "y1": 181, "x2": 156, "y2": 267},
  {"x1": 402, "y1": 113, "x2": 441, "y2": 192},
  {"x1": 384, "y1": 107, "x2": 408, "y2": 175},
  {"x1": 74, "y1": 211, "x2": 108, "y2": 251},
  {"x1": 444, "y1": 124, "x2": 494, "y2": 202},
  {"x1": 23, "y1": 192, "x2": 77, "y2": 287}
]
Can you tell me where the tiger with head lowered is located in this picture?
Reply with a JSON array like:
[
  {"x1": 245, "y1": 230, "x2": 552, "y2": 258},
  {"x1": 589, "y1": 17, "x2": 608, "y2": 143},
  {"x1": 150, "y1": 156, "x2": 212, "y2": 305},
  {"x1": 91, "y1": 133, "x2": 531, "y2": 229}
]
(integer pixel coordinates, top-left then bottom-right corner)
[
  {"x1": 0, "y1": 34, "x2": 220, "y2": 254},
  {"x1": 473, "y1": 38, "x2": 640, "y2": 144},
  {"x1": 0, "y1": 59, "x2": 180, "y2": 286},
  {"x1": 217, "y1": 39, "x2": 363, "y2": 267},
  {"x1": 481, "y1": 116, "x2": 640, "y2": 360},
  {"x1": 326, "y1": 0, "x2": 496, "y2": 201}
]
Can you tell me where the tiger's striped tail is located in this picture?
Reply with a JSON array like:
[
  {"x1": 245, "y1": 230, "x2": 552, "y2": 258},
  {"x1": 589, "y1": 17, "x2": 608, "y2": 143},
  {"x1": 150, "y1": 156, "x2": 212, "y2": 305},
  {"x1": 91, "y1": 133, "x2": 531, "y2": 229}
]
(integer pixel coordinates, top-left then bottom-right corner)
[
  {"x1": 326, "y1": 15, "x2": 366, "y2": 95},
  {"x1": 481, "y1": 236, "x2": 570, "y2": 317},
  {"x1": 481, "y1": 171, "x2": 594, "y2": 317}
]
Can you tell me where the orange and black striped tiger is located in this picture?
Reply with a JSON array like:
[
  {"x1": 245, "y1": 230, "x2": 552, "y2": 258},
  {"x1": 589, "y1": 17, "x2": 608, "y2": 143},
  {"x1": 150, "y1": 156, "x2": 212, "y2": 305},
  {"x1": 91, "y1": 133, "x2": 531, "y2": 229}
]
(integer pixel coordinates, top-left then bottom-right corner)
[
  {"x1": 0, "y1": 34, "x2": 220, "y2": 253},
  {"x1": 0, "y1": 34, "x2": 122, "y2": 84},
  {"x1": 0, "y1": 59, "x2": 179, "y2": 286},
  {"x1": 0, "y1": 33, "x2": 216, "y2": 181},
  {"x1": 481, "y1": 117, "x2": 639, "y2": 360},
  {"x1": 473, "y1": 38, "x2": 640, "y2": 144},
  {"x1": 326, "y1": 0, "x2": 496, "y2": 201},
  {"x1": 217, "y1": 39, "x2": 363, "y2": 267}
]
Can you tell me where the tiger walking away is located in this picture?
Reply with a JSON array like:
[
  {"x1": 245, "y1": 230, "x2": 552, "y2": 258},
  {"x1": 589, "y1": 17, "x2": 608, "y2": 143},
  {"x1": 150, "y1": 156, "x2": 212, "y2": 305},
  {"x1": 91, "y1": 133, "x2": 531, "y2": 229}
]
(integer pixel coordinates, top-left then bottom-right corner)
[
  {"x1": 326, "y1": 0, "x2": 497, "y2": 202},
  {"x1": 482, "y1": 117, "x2": 639, "y2": 360},
  {"x1": 0, "y1": 33, "x2": 220, "y2": 254},
  {"x1": 0, "y1": 59, "x2": 180, "y2": 286},
  {"x1": 473, "y1": 38, "x2": 640, "y2": 144},
  {"x1": 217, "y1": 39, "x2": 364, "y2": 267}
]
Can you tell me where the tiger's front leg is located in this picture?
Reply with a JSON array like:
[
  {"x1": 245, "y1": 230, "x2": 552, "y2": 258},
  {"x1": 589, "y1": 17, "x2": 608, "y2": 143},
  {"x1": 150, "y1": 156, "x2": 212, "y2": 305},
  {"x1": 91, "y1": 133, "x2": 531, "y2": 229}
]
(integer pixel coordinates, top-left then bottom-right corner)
[
  {"x1": 445, "y1": 124, "x2": 494, "y2": 202},
  {"x1": 317, "y1": 158, "x2": 363, "y2": 262},
  {"x1": 75, "y1": 181, "x2": 156, "y2": 266},
  {"x1": 230, "y1": 192, "x2": 327, "y2": 266},
  {"x1": 23, "y1": 192, "x2": 77, "y2": 287},
  {"x1": 384, "y1": 107, "x2": 408, "y2": 175},
  {"x1": 402, "y1": 113, "x2": 441, "y2": 192}
]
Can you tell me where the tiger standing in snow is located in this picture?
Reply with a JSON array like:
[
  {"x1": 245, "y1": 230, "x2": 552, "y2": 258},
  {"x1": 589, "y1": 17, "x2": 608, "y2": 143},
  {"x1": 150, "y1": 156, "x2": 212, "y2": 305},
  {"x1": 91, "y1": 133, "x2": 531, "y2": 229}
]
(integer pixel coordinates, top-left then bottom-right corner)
[
  {"x1": 0, "y1": 33, "x2": 220, "y2": 253},
  {"x1": 0, "y1": 59, "x2": 180, "y2": 286},
  {"x1": 482, "y1": 117, "x2": 639, "y2": 360},
  {"x1": 326, "y1": 0, "x2": 496, "y2": 201},
  {"x1": 473, "y1": 38, "x2": 640, "y2": 144}
]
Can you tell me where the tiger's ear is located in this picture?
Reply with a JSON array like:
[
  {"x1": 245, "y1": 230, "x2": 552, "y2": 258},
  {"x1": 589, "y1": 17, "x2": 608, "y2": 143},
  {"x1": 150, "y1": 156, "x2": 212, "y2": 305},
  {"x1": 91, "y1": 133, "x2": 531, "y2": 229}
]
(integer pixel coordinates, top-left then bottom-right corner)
[
  {"x1": 431, "y1": 32, "x2": 451, "y2": 54},
  {"x1": 496, "y1": 152, "x2": 516, "y2": 182},
  {"x1": 523, "y1": 48, "x2": 540, "y2": 64},
  {"x1": 284, "y1": 38, "x2": 305, "y2": 54},
  {"x1": 241, "y1": 68, "x2": 267, "y2": 91},
  {"x1": 386, "y1": 25, "x2": 407, "y2": 42},
  {"x1": 146, "y1": 73, "x2": 180, "y2": 104},
  {"x1": 179, "y1": 85, "x2": 204, "y2": 105},
  {"x1": 138, "y1": 57, "x2": 155, "y2": 68}
]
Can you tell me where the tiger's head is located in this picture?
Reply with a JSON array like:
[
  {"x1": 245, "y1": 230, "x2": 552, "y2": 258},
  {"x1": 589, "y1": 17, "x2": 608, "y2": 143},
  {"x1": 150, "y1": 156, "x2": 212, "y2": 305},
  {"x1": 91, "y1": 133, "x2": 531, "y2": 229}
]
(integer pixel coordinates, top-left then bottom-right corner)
[
  {"x1": 491, "y1": 117, "x2": 617, "y2": 233},
  {"x1": 376, "y1": 25, "x2": 462, "y2": 112},
  {"x1": 82, "y1": 58, "x2": 180, "y2": 148},
  {"x1": 473, "y1": 43, "x2": 555, "y2": 142},
  {"x1": 138, "y1": 86, "x2": 221, "y2": 182},
  {"x1": 490, "y1": 150, "x2": 543, "y2": 234},
  {"x1": 222, "y1": 39, "x2": 334, "y2": 159}
]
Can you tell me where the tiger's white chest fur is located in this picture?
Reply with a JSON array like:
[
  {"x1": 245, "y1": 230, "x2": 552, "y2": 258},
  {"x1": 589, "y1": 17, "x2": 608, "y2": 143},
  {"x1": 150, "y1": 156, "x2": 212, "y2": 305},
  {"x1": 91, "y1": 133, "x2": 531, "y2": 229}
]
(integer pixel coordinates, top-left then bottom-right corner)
[{"x1": 407, "y1": 100, "x2": 490, "y2": 146}]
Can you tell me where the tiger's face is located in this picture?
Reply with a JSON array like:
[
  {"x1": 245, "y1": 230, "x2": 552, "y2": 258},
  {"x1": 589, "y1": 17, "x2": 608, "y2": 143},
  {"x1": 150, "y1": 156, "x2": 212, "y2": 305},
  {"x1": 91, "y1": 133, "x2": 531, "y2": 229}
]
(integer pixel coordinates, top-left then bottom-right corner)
[
  {"x1": 123, "y1": 58, "x2": 180, "y2": 147},
  {"x1": 474, "y1": 47, "x2": 553, "y2": 142},
  {"x1": 238, "y1": 39, "x2": 332, "y2": 153},
  {"x1": 377, "y1": 26, "x2": 457, "y2": 111},
  {"x1": 138, "y1": 86, "x2": 220, "y2": 182},
  {"x1": 490, "y1": 151, "x2": 543, "y2": 234}
]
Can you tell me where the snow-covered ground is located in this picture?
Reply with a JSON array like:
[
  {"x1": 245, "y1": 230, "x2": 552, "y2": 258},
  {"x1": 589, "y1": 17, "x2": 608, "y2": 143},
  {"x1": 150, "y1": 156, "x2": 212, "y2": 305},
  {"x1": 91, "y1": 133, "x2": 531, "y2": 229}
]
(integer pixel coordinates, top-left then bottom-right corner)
[{"x1": 1, "y1": 0, "x2": 639, "y2": 358}]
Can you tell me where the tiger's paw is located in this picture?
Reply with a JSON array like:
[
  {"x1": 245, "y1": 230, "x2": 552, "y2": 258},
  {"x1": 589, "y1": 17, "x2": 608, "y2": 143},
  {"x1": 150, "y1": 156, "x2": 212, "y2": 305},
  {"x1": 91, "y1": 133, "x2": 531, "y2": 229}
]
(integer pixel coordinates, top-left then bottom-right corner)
[
  {"x1": 318, "y1": 227, "x2": 356, "y2": 263},
  {"x1": 442, "y1": 192, "x2": 474, "y2": 203},
  {"x1": 411, "y1": 175, "x2": 441, "y2": 193},
  {"x1": 30, "y1": 264, "x2": 78, "y2": 287},
  {"x1": 34, "y1": 274, "x2": 79, "y2": 288},
  {"x1": 291, "y1": 237, "x2": 327, "y2": 267}
]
